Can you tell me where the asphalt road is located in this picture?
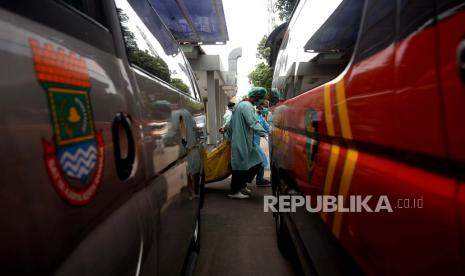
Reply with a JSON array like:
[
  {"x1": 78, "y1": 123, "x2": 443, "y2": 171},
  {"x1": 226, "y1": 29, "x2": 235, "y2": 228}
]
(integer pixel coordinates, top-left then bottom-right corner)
[{"x1": 193, "y1": 177, "x2": 299, "y2": 276}]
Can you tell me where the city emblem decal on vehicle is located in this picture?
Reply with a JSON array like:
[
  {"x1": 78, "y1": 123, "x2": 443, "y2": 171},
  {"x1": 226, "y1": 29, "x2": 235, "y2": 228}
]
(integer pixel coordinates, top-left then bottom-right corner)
[
  {"x1": 304, "y1": 108, "x2": 320, "y2": 179},
  {"x1": 30, "y1": 39, "x2": 104, "y2": 205}
]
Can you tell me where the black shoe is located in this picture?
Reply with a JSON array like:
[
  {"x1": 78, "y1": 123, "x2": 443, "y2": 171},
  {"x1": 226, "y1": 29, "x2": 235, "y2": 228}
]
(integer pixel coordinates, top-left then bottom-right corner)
[{"x1": 256, "y1": 180, "x2": 271, "y2": 187}]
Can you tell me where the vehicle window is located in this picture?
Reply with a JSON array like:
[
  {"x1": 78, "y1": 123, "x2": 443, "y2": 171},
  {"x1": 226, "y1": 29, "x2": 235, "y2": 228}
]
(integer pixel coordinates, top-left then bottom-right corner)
[
  {"x1": 354, "y1": 0, "x2": 396, "y2": 63},
  {"x1": 284, "y1": 75, "x2": 295, "y2": 100},
  {"x1": 293, "y1": 0, "x2": 365, "y2": 96},
  {"x1": 436, "y1": 0, "x2": 465, "y2": 19},
  {"x1": 115, "y1": 0, "x2": 196, "y2": 99},
  {"x1": 271, "y1": 2, "x2": 300, "y2": 102},
  {"x1": 58, "y1": 0, "x2": 106, "y2": 26},
  {"x1": 272, "y1": 38, "x2": 295, "y2": 101},
  {"x1": 397, "y1": 0, "x2": 435, "y2": 41},
  {"x1": 0, "y1": 0, "x2": 113, "y2": 53}
]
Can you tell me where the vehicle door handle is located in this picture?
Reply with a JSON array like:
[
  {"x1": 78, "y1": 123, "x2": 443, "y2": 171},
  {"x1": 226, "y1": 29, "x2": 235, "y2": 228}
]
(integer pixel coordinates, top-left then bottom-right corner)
[
  {"x1": 112, "y1": 112, "x2": 136, "y2": 180},
  {"x1": 458, "y1": 39, "x2": 465, "y2": 83}
]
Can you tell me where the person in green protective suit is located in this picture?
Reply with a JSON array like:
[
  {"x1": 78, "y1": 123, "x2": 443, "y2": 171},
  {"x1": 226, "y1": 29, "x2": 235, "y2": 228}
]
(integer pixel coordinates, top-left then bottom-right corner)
[
  {"x1": 225, "y1": 87, "x2": 268, "y2": 199},
  {"x1": 219, "y1": 102, "x2": 235, "y2": 141}
]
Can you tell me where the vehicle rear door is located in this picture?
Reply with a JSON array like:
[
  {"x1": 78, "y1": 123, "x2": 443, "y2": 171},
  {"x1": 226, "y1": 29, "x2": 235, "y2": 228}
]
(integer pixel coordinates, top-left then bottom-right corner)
[
  {"x1": 336, "y1": 0, "x2": 460, "y2": 274},
  {"x1": 435, "y1": 0, "x2": 465, "y2": 162},
  {"x1": 434, "y1": 0, "x2": 465, "y2": 269}
]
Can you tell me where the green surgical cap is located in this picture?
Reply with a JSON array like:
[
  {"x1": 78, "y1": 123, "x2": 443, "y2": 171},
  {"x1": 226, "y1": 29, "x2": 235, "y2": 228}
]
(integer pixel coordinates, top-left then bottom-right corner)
[{"x1": 247, "y1": 87, "x2": 267, "y2": 98}]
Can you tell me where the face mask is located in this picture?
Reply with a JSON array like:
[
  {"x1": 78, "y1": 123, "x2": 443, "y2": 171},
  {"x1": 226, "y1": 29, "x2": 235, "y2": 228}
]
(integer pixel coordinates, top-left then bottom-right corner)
[{"x1": 253, "y1": 99, "x2": 264, "y2": 106}]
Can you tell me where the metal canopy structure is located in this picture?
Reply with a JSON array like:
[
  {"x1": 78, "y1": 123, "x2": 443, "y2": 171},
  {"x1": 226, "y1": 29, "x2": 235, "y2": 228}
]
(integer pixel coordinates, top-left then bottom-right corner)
[{"x1": 149, "y1": 0, "x2": 229, "y2": 44}]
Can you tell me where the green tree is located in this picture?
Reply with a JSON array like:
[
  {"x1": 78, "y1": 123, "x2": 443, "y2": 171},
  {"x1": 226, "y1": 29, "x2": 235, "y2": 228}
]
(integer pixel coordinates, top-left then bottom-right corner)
[
  {"x1": 274, "y1": 0, "x2": 297, "y2": 21},
  {"x1": 248, "y1": 62, "x2": 273, "y2": 92},
  {"x1": 257, "y1": 35, "x2": 271, "y2": 60},
  {"x1": 248, "y1": 35, "x2": 273, "y2": 93}
]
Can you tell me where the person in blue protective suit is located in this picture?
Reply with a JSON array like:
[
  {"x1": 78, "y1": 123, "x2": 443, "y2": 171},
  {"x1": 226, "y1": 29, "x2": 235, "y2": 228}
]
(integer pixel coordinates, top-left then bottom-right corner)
[
  {"x1": 225, "y1": 87, "x2": 268, "y2": 199},
  {"x1": 254, "y1": 104, "x2": 271, "y2": 186}
]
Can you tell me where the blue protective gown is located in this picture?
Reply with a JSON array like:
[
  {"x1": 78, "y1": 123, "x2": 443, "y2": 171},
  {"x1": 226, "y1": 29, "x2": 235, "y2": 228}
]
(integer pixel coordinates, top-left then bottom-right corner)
[{"x1": 254, "y1": 114, "x2": 270, "y2": 168}]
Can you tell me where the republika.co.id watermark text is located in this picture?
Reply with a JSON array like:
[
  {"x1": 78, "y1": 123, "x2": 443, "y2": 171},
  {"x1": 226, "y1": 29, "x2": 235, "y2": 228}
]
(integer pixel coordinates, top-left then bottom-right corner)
[{"x1": 264, "y1": 195, "x2": 424, "y2": 213}]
